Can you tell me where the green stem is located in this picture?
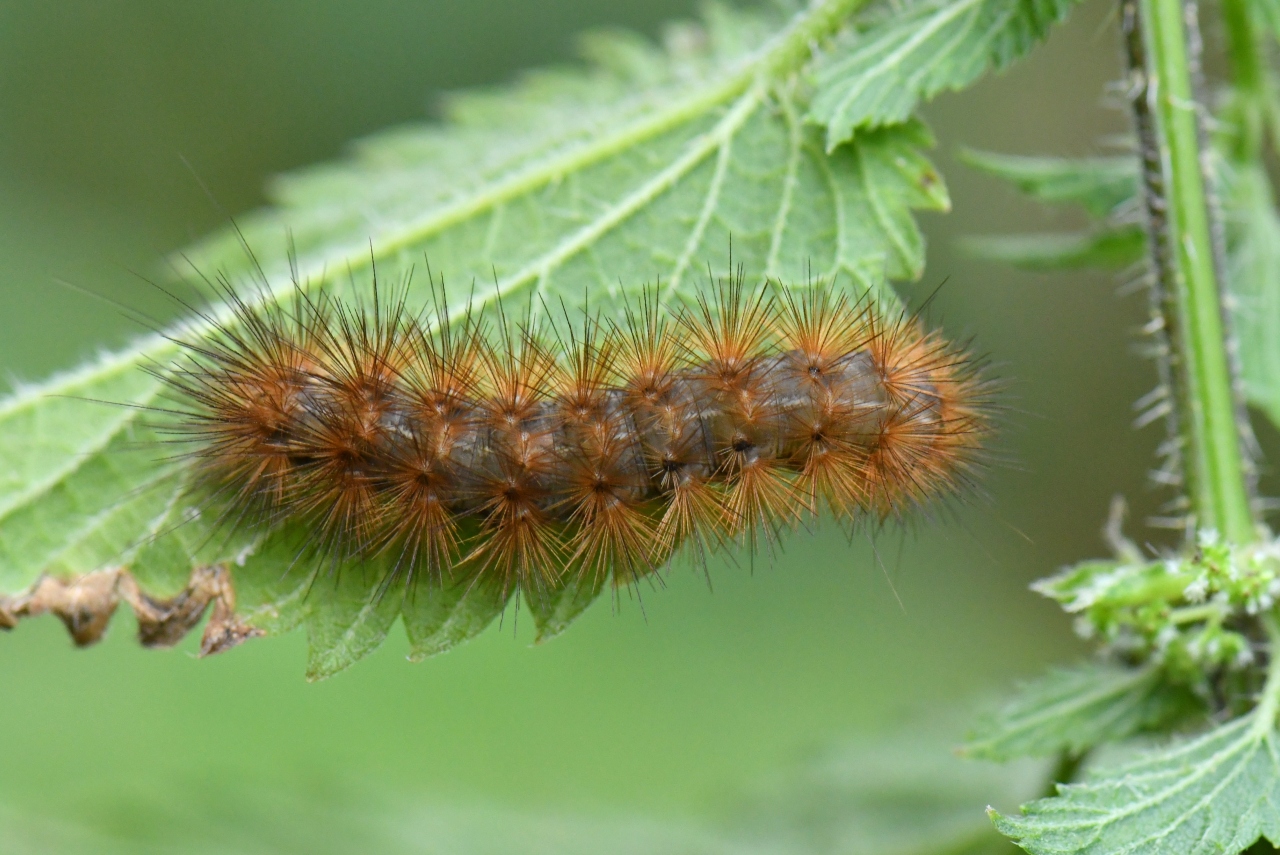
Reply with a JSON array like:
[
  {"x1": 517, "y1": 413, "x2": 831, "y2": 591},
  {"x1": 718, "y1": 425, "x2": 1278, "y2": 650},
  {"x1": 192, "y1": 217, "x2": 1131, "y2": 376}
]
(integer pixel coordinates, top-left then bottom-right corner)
[
  {"x1": 1138, "y1": 0, "x2": 1255, "y2": 543},
  {"x1": 1249, "y1": 613, "x2": 1280, "y2": 734},
  {"x1": 1169, "y1": 602, "x2": 1226, "y2": 625}
]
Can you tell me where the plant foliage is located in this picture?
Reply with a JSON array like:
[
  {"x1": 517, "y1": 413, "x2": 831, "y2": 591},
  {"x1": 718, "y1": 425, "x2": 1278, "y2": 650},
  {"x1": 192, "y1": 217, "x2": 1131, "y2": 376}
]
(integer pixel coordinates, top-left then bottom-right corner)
[
  {"x1": 965, "y1": 0, "x2": 1280, "y2": 845},
  {"x1": 20, "y1": 0, "x2": 1280, "y2": 850},
  {"x1": 963, "y1": 662, "x2": 1199, "y2": 762},
  {"x1": 809, "y1": 0, "x2": 1078, "y2": 150},
  {"x1": 0, "y1": 0, "x2": 1073, "y2": 675},
  {"x1": 996, "y1": 698, "x2": 1280, "y2": 855},
  {"x1": 962, "y1": 144, "x2": 1280, "y2": 434}
]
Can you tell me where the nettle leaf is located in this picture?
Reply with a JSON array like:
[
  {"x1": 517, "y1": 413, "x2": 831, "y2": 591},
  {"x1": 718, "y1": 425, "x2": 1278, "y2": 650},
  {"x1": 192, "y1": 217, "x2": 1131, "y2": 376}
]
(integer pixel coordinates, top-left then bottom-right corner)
[
  {"x1": 810, "y1": 0, "x2": 1079, "y2": 151},
  {"x1": 740, "y1": 719, "x2": 1048, "y2": 855},
  {"x1": 193, "y1": 5, "x2": 945, "y2": 306},
  {"x1": 0, "y1": 0, "x2": 1072, "y2": 675},
  {"x1": 960, "y1": 151, "x2": 1144, "y2": 270},
  {"x1": 0, "y1": 1, "x2": 950, "y2": 673},
  {"x1": 995, "y1": 706, "x2": 1280, "y2": 855},
  {"x1": 0, "y1": 348, "x2": 182, "y2": 595},
  {"x1": 960, "y1": 151, "x2": 1139, "y2": 217},
  {"x1": 526, "y1": 574, "x2": 608, "y2": 644},
  {"x1": 963, "y1": 662, "x2": 1201, "y2": 762},
  {"x1": 1224, "y1": 161, "x2": 1280, "y2": 430},
  {"x1": 304, "y1": 557, "x2": 407, "y2": 682},
  {"x1": 402, "y1": 571, "x2": 511, "y2": 664}
]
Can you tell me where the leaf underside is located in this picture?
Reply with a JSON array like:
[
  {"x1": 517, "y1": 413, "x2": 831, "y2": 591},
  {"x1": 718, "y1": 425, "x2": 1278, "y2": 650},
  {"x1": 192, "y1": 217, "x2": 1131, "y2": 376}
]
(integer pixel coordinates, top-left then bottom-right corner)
[
  {"x1": 809, "y1": 0, "x2": 1078, "y2": 151},
  {"x1": 995, "y1": 712, "x2": 1280, "y2": 855},
  {"x1": 742, "y1": 718, "x2": 1049, "y2": 855},
  {"x1": 0, "y1": 0, "x2": 1079, "y2": 675},
  {"x1": 963, "y1": 661, "x2": 1200, "y2": 762}
]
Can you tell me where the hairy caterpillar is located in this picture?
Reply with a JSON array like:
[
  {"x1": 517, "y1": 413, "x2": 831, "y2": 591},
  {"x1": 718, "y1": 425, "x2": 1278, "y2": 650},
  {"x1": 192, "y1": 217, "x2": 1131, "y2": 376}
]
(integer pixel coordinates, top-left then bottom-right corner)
[{"x1": 159, "y1": 268, "x2": 988, "y2": 609}]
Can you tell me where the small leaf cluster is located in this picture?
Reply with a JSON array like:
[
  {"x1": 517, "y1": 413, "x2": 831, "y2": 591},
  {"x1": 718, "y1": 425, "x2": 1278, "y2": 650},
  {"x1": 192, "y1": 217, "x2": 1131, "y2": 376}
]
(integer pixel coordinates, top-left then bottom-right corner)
[{"x1": 1036, "y1": 531, "x2": 1280, "y2": 682}]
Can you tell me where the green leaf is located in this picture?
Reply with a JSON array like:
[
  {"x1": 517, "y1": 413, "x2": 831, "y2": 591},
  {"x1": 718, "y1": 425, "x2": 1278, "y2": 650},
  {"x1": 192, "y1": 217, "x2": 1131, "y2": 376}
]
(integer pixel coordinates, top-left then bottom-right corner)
[
  {"x1": 0, "y1": 0, "x2": 957, "y2": 671},
  {"x1": 957, "y1": 152, "x2": 1145, "y2": 272},
  {"x1": 233, "y1": 530, "x2": 314, "y2": 636},
  {"x1": 126, "y1": 472, "x2": 262, "y2": 599},
  {"x1": 964, "y1": 146, "x2": 1280, "y2": 436},
  {"x1": 741, "y1": 718, "x2": 1048, "y2": 855},
  {"x1": 963, "y1": 662, "x2": 1200, "y2": 762},
  {"x1": 401, "y1": 570, "x2": 511, "y2": 663},
  {"x1": 525, "y1": 573, "x2": 608, "y2": 644},
  {"x1": 959, "y1": 151, "x2": 1139, "y2": 218},
  {"x1": 206, "y1": 527, "x2": 513, "y2": 678},
  {"x1": 194, "y1": 3, "x2": 944, "y2": 301},
  {"x1": 961, "y1": 228, "x2": 1146, "y2": 269},
  {"x1": 305, "y1": 559, "x2": 406, "y2": 681},
  {"x1": 0, "y1": 356, "x2": 177, "y2": 594},
  {"x1": 1224, "y1": 161, "x2": 1280, "y2": 431},
  {"x1": 995, "y1": 710, "x2": 1280, "y2": 855},
  {"x1": 810, "y1": 0, "x2": 1078, "y2": 150},
  {"x1": 998, "y1": 622, "x2": 1280, "y2": 855}
]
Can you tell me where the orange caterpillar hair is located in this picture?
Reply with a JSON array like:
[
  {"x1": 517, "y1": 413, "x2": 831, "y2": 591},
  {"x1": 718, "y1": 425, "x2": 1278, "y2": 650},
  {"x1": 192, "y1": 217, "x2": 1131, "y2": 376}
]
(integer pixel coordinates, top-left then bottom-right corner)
[{"x1": 161, "y1": 271, "x2": 988, "y2": 603}]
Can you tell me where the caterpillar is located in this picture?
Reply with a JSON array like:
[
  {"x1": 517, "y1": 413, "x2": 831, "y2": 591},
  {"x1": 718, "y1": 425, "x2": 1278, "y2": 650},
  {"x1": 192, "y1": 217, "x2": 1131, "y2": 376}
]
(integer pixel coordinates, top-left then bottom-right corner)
[{"x1": 159, "y1": 268, "x2": 988, "y2": 607}]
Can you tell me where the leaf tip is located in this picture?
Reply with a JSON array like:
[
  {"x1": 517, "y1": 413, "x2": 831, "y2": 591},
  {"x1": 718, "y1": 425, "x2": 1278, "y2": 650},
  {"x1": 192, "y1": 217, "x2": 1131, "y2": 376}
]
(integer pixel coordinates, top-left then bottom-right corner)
[
  {"x1": 822, "y1": 123, "x2": 854, "y2": 154},
  {"x1": 533, "y1": 624, "x2": 568, "y2": 645},
  {"x1": 304, "y1": 647, "x2": 357, "y2": 682},
  {"x1": 987, "y1": 805, "x2": 1019, "y2": 836}
]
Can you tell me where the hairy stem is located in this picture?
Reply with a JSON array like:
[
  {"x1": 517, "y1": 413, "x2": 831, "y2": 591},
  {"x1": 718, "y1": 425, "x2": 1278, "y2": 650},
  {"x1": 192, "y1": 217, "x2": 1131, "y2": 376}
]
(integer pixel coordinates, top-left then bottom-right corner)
[
  {"x1": 1121, "y1": 0, "x2": 1184, "y2": 516},
  {"x1": 1129, "y1": 0, "x2": 1255, "y2": 542}
]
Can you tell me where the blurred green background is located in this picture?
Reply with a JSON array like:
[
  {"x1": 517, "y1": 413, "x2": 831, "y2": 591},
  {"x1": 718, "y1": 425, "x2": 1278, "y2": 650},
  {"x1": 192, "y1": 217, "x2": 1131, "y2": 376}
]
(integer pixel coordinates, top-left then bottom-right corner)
[{"x1": 0, "y1": 0, "x2": 1176, "y2": 843}]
